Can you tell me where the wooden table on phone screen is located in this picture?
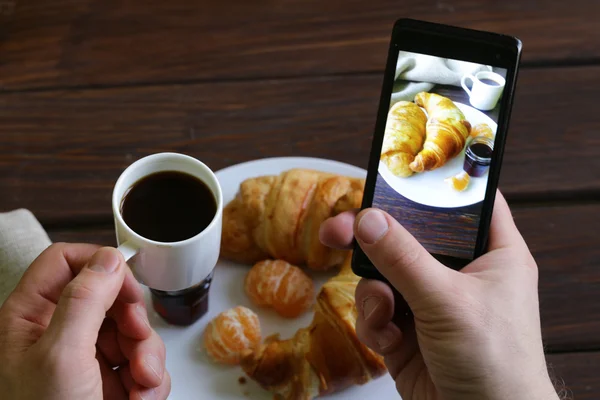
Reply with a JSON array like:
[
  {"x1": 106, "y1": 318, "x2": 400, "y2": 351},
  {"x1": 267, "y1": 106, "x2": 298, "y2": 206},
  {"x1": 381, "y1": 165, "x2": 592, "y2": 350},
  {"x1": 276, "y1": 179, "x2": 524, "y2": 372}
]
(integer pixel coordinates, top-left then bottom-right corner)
[{"x1": 1, "y1": 2, "x2": 599, "y2": 398}]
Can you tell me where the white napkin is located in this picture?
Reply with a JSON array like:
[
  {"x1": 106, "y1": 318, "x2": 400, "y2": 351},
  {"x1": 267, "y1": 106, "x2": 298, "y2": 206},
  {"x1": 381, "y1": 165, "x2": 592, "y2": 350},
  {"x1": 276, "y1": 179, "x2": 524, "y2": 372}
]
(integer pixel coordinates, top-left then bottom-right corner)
[
  {"x1": 0, "y1": 209, "x2": 51, "y2": 305},
  {"x1": 390, "y1": 51, "x2": 492, "y2": 107}
]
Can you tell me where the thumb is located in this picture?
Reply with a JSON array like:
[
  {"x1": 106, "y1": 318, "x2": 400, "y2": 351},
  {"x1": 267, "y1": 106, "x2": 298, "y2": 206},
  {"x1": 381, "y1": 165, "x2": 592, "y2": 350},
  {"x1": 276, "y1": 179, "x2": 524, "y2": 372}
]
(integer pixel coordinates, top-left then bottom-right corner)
[
  {"x1": 354, "y1": 208, "x2": 454, "y2": 305},
  {"x1": 41, "y1": 247, "x2": 127, "y2": 351}
]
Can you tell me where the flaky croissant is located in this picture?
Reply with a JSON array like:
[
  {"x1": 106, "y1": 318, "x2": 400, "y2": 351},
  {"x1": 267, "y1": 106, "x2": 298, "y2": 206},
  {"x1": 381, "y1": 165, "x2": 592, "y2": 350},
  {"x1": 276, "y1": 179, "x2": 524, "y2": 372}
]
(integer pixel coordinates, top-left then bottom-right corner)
[
  {"x1": 470, "y1": 123, "x2": 494, "y2": 139},
  {"x1": 221, "y1": 169, "x2": 364, "y2": 270},
  {"x1": 240, "y1": 253, "x2": 387, "y2": 400},
  {"x1": 409, "y1": 92, "x2": 471, "y2": 172},
  {"x1": 380, "y1": 101, "x2": 428, "y2": 177}
]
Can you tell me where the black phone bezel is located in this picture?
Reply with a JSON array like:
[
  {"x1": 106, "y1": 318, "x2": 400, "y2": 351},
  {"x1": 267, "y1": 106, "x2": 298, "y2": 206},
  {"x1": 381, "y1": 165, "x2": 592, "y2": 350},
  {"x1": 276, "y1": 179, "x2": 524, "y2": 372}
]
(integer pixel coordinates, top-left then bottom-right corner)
[{"x1": 352, "y1": 18, "x2": 522, "y2": 280}]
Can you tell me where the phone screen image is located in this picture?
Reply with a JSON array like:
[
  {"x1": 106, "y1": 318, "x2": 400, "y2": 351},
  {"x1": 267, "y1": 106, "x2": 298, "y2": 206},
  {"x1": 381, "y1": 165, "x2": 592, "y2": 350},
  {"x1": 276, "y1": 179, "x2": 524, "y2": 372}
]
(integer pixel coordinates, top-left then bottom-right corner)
[{"x1": 373, "y1": 50, "x2": 509, "y2": 261}]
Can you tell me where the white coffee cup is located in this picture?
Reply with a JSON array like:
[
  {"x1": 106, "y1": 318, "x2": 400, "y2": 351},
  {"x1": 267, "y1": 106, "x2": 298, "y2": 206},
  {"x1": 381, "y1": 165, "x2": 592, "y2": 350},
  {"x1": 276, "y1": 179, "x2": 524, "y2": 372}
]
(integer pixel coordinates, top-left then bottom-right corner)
[
  {"x1": 112, "y1": 152, "x2": 223, "y2": 292},
  {"x1": 460, "y1": 71, "x2": 506, "y2": 111}
]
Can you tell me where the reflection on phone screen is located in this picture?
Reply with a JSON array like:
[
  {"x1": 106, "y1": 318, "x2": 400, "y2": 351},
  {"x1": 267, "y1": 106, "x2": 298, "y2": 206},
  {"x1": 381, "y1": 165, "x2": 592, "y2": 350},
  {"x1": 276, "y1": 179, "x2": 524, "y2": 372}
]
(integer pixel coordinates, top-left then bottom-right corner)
[{"x1": 374, "y1": 51, "x2": 509, "y2": 260}]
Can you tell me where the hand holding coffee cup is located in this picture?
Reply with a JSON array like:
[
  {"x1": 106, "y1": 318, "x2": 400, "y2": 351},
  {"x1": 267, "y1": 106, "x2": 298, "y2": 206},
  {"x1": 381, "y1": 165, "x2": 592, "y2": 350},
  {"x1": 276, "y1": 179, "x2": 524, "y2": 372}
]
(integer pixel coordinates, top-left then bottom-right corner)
[
  {"x1": 112, "y1": 152, "x2": 223, "y2": 326},
  {"x1": 461, "y1": 71, "x2": 506, "y2": 111}
]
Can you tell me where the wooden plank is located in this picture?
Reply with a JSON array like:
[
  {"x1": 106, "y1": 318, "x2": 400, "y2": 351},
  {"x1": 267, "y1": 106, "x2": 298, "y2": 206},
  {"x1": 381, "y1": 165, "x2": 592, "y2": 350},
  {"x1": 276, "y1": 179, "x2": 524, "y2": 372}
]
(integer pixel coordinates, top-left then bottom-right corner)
[
  {"x1": 547, "y1": 352, "x2": 600, "y2": 400},
  {"x1": 373, "y1": 174, "x2": 481, "y2": 260},
  {"x1": 46, "y1": 203, "x2": 600, "y2": 352},
  {"x1": 514, "y1": 205, "x2": 600, "y2": 351},
  {"x1": 1, "y1": 0, "x2": 599, "y2": 90},
  {"x1": 1, "y1": 66, "x2": 599, "y2": 221}
]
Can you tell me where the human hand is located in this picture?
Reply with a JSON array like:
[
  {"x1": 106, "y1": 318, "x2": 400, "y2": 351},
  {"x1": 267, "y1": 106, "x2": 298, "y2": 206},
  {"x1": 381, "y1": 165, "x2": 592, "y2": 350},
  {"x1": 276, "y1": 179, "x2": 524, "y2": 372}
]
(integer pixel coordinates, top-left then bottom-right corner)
[
  {"x1": 0, "y1": 243, "x2": 171, "y2": 400},
  {"x1": 320, "y1": 191, "x2": 559, "y2": 400}
]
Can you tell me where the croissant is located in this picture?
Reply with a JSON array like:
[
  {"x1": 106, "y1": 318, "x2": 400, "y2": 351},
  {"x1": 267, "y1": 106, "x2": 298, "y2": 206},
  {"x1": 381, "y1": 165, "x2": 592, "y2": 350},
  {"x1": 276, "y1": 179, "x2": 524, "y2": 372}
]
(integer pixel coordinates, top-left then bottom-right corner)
[
  {"x1": 221, "y1": 169, "x2": 365, "y2": 270},
  {"x1": 380, "y1": 101, "x2": 428, "y2": 177},
  {"x1": 240, "y1": 253, "x2": 387, "y2": 399},
  {"x1": 409, "y1": 92, "x2": 472, "y2": 172},
  {"x1": 470, "y1": 123, "x2": 495, "y2": 139}
]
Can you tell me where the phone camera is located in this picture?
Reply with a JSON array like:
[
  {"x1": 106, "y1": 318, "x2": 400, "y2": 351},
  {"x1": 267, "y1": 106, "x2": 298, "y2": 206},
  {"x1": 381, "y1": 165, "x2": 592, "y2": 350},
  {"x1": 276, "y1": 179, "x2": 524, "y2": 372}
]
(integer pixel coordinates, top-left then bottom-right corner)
[{"x1": 495, "y1": 53, "x2": 501, "y2": 60}]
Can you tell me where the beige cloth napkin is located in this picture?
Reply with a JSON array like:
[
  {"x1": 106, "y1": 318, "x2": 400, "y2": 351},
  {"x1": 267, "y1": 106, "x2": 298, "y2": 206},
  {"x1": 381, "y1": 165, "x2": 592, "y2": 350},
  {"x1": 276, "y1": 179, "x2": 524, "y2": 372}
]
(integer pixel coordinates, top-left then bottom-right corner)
[
  {"x1": 0, "y1": 209, "x2": 51, "y2": 305},
  {"x1": 390, "y1": 51, "x2": 492, "y2": 107}
]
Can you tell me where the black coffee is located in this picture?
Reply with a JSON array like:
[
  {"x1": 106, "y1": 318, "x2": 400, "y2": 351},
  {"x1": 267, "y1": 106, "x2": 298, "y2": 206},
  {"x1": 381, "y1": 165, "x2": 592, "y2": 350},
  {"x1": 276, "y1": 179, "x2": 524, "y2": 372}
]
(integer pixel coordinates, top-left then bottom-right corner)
[
  {"x1": 121, "y1": 170, "x2": 216, "y2": 242},
  {"x1": 479, "y1": 78, "x2": 501, "y2": 86}
]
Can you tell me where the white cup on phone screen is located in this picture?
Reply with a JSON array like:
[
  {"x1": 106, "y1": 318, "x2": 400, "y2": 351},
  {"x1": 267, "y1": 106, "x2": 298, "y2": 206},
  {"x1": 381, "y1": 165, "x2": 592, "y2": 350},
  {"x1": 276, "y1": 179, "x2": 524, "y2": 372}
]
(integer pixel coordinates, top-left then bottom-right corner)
[
  {"x1": 461, "y1": 71, "x2": 506, "y2": 111},
  {"x1": 112, "y1": 152, "x2": 223, "y2": 293}
]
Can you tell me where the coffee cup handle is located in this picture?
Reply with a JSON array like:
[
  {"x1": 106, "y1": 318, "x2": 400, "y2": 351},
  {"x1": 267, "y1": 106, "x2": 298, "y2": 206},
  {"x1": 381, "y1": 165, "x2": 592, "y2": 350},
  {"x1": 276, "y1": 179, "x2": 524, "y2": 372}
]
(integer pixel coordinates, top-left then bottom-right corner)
[
  {"x1": 461, "y1": 74, "x2": 475, "y2": 96},
  {"x1": 117, "y1": 240, "x2": 139, "y2": 262}
]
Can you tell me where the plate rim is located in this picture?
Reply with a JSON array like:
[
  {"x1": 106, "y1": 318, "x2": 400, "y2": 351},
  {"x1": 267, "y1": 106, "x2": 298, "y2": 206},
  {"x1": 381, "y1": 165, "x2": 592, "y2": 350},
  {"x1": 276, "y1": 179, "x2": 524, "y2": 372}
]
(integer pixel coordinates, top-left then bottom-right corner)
[{"x1": 215, "y1": 156, "x2": 368, "y2": 177}]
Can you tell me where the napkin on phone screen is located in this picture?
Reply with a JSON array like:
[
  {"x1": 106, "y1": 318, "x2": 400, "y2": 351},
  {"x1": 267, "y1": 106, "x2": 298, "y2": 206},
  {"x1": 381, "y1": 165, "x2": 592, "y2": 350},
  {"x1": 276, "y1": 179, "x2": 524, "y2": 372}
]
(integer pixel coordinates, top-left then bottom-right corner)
[
  {"x1": 0, "y1": 209, "x2": 51, "y2": 305},
  {"x1": 391, "y1": 51, "x2": 492, "y2": 107}
]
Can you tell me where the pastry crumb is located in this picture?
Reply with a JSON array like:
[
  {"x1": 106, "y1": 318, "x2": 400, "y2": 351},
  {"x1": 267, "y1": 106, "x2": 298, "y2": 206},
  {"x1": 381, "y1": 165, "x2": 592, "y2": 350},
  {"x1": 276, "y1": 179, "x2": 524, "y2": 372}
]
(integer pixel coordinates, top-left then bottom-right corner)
[{"x1": 238, "y1": 376, "x2": 247, "y2": 384}]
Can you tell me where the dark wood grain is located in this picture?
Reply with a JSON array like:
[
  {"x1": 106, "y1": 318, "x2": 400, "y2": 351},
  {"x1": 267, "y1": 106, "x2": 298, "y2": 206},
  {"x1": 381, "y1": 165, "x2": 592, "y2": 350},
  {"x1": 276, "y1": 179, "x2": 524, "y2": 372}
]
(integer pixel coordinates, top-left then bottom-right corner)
[
  {"x1": 0, "y1": 0, "x2": 599, "y2": 91},
  {"x1": 546, "y1": 352, "x2": 600, "y2": 400},
  {"x1": 45, "y1": 203, "x2": 600, "y2": 351},
  {"x1": 373, "y1": 174, "x2": 481, "y2": 260},
  {"x1": 1, "y1": 66, "x2": 600, "y2": 222},
  {"x1": 515, "y1": 204, "x2": 600, "y2": 351}
]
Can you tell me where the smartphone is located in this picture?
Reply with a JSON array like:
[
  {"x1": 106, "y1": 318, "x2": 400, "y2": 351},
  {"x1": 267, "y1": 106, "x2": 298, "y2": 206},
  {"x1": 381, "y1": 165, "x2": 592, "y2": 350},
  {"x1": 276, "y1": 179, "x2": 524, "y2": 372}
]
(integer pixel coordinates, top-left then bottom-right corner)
[{"x1": 352, "y1": 19, "x2": 522, "y2": 281}]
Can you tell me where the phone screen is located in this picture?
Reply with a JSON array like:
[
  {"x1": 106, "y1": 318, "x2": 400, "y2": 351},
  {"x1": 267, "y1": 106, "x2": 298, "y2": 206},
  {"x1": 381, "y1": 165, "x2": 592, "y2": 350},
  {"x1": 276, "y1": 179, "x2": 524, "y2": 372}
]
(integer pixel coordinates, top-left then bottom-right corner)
[{"x1": 373, "y1": 50, "x2": 509, "y2": 261}]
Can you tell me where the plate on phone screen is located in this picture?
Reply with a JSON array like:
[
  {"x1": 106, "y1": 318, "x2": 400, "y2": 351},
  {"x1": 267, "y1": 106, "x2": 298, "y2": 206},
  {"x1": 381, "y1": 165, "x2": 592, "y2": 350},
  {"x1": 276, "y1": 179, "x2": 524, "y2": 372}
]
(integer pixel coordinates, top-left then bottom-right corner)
[
  {"x1": 142, "y1": 157, "x2": 399, "y2": 399},
  {"x1": 379, "y1": 102, "x2": 497, "y2": 209}
]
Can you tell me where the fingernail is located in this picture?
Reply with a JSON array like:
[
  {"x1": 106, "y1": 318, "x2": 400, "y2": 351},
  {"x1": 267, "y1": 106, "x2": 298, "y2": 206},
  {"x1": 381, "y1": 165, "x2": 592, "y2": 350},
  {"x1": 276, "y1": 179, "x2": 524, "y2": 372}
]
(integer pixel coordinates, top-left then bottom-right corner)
[
  {"x1": 377, "y1": 328, "x2": 398, "y2": 350},
  {"x1": 144, "y1": 354, "x2": 162, "y2": 381},
  {"x1": 357, "y1": 210, "x2": 389, "y2": 244},
  {"x1": 137, "y1": 305, "x2": 152, "y2": 330},
  {"x1": 88, "y1": 248, "x2": 119, "y2": 273},
  {"x1": 139, "y1": 387, "x2": 157, "y2": 400},
  {"x1": 362, "y1": 296, "x2": 381, "y2": 320}
]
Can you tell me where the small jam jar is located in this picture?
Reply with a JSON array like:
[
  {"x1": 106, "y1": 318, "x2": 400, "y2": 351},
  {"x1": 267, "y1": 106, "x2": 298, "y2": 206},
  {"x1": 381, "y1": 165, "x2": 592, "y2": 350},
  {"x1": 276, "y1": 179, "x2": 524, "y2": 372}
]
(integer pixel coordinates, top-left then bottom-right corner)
[
  {"x1": 463, "y1": 136, "x2": 494, "y2": 177},
  {"x1": 150, "y1": 271, "x2": 213, "y2": 326}
]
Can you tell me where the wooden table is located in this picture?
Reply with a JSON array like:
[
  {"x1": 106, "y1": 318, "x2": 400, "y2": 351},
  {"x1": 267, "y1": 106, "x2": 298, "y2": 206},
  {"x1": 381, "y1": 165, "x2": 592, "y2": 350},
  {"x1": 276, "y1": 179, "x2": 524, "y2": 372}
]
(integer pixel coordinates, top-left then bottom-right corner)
[{"x1": 1, "y1": 1, "x2": 598, "y2": 398}]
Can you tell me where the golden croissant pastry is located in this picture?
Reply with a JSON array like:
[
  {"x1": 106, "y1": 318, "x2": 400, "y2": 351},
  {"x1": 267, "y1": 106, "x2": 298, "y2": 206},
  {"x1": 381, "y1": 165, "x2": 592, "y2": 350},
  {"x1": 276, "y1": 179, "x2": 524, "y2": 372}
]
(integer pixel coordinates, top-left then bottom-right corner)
[
  {"x1": 240, "y1": 253, "x2": 387, "y2": 399},
  {"x1": 409, "y1": 92, "x2": 472, "y2": 172},
  {"x1": 380, "y1": 101, "x2": 428, "y2": 177},
  {"x1": 470, "y1": 123, "x2": 495, "y2": 139},
  {"x1": 221, "y1": 169, "x2": 365, "y2": 270}
]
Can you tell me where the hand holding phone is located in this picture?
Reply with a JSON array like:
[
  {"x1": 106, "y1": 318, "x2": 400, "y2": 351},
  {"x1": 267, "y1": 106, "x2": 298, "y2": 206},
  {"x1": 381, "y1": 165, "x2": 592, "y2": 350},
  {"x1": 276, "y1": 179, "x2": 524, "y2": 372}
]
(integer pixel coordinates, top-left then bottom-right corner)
[
  {"x1": 327, "y1": 18, "x2": 560, "y2": 400},
  {"x1": 321, "y1": 192, "x2": 561, "y2": 400},
  {"x1": 352, "y1": 19, "x2": 522, "y2": 278}
]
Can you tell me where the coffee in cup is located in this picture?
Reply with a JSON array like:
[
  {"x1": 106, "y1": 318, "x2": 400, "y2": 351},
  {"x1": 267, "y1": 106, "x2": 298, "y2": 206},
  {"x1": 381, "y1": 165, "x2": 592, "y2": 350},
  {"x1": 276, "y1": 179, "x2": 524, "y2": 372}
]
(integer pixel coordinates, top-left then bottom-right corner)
[
  {"x1": 460, "y1": 71, "x2": 506, "y2": 111},
  {"x1": 113, "y1": 152, "x2": 223, "y2": 326}
]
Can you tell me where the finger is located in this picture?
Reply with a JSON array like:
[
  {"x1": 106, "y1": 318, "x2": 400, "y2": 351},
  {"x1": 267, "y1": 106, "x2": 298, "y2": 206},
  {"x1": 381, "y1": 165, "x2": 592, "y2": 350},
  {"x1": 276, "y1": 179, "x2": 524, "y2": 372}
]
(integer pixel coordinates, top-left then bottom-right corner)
[
  {"x1": 119, "y1": 330, "x2": 166, "y2": 388},
  {"x1": 383, "y1": 320, "x2": 418, "y2": 379},
  {"x1": 7, "y1": 243, "x2": 141, "y2": 331},
  {"x1": 392, "y1": 345, "x2": 427, "y2": 398},
  {"x1": 40, "y1": 247, "x2": 127, "y2": 353},
  {"x1": 130, "y1": 370, "x2": 171, "y2": 400},
  {"x1": 355, "y1": 279, "x2": 395, "y2": 330},
  {"x1": 118, "y1": 364, "x2": 137, "y2": 393},
  {"x1": 120, "y1": 266, "x2": 145, "y2": 304},
  {"x1": 14, "y1": 243, "x2": 101, "y2": 304},
  {"x1": 487, "y1": 190, "x2": 527, "y2": 251},
  {"x1": 109, "y1": 301, "x2": 152, "y2": 341},
  {"x1": 97, "y1": 351, "x2": 128, "y2": 400},
  {"x1": 353, "y1": 208, "x2": 454, "y2": 305},
  {"x1": 98, "y1": 317, "x2": 128, "y2": 367},
  {"x1": 319, "y1": 209, "x2": 358, "y2": 249},
  {"x1": 356, "y1": 318, "x2": 403, "y2": 356}
]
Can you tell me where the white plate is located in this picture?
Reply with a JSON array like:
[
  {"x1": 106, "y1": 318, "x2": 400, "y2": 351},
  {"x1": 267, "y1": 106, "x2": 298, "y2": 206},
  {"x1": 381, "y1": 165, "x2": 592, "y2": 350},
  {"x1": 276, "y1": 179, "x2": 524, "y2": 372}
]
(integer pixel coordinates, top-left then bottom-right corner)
[
  {"x1": 142, "y1": 157, "x2": 399, "y2": 399},
  {"x1": 379, "y1": 102, "x2": 497, "y2": 208}
]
